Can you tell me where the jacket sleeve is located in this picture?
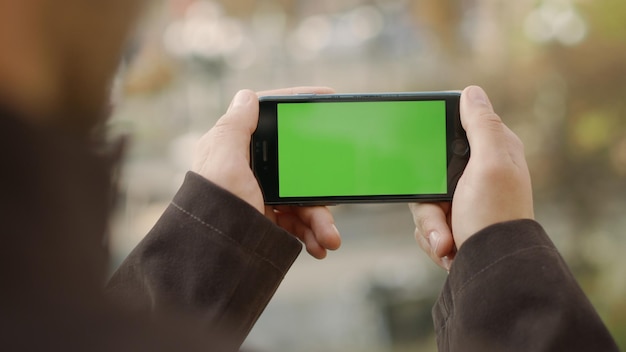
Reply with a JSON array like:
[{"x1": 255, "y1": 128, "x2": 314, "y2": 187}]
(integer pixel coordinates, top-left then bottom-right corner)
[
  {"x1": 105, "y1": 171, "x2": 302, "y2": 349},
  {"x1": 433, "y1": 219, "x2": 618, "y2": 352}
]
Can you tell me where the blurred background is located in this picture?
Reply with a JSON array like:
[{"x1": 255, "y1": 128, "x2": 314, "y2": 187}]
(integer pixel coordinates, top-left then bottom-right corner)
[{"x1": 108, "y1": 0, "x2": 626, "y2": 350}]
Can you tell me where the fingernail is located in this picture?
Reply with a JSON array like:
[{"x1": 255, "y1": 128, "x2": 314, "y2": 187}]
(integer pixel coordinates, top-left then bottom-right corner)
[
  {"x1": 331, "y1": 224, "x2": 340, "y2": 237},
  {"x1": 441, "y1": 256, "x2": 452, "y2": 272},
  {"x1": 429, "y1": 231, "x2": 441, "y2": 256},
  {"x1": 230, "y1": 90, "x2": 252, "y2": 109},
  {"x1": 328, "y1": 223, "x2": 341, "y2": 241},
  {"x1": 468, "y1": 86, "x2": 489, "y2": 106}
]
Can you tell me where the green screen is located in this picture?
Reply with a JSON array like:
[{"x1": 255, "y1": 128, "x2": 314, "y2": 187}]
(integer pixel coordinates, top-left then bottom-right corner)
[{"x1": 277, "y1": 100, "x2": 447, "y2": 197}]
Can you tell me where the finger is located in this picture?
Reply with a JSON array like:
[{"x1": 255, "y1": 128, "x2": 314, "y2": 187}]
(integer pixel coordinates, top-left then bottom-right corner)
[
  {"x1": 202, "y1": 90, "x2": 259, "y2": 164},
  {"x1": 192, "y1": 90, "x2": 259, "y2": 187},
  {"x1": 408, "y1": 202, "x2": 454, "y2": 269},
  {"x1": 257, "y1": 86, "x2": 335, "y2": 97},
  {"x1": 502, "y1": 122, "x2": 529, "y2": 170},
  {"x1": 217, "y1": 89, "x2": 259, "y2": 136},
  {"x1": 193, "y1": 90, "x2": 258, "y2": 179},
  {"x1": 408, "y1": 202, "x2": 453, "y2": 257},
  {"x1": 460, "y1": 86, "x2": 510, "y2": 161},
  {"x1": 274, "y1": 211, "x2": 328, "y2": 259},
  {"x1": 197, "y1": 90, "x2": 258, "y2": 166},
  {"x1": 275, "y1": 205, "x2": 341, "y2": 251},
  {"x1": 413, "y1": 228, "x2": 452, "y2": 271}
]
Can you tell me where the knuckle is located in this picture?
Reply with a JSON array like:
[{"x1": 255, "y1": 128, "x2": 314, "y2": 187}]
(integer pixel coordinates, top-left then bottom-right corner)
[
  {"x1": 208, "y1": 124, "x2": 233, "y2": 141},
  {"x1": 413, "y1": 226, "x2": 423, "y2": 241},
  {"x1": 479, "y1": 110, "x2": 503, "y2": 122},
  {"x1": 477, "y1": 159, "x2": 512, "y2": 179},
  {"x1": 509, "y1": 130, "x2": 525, "y2": 151},
  {"x1": 413, "y1": 228, "x2": 429, "y2": 251},
  {"x1": 416, "y1": 216, "x2": 431, "y2": 239}
]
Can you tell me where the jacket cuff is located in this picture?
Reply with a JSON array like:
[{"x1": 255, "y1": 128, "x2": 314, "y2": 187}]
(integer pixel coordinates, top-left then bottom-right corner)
[
  {"x1": 172, "y1": 171, "x2": 302, "y2": 275},
  {"x1": 433, "y1": 219, "x2": 554, "y2": 326},
  {"x1": 448, "y1": 219, "x2": 554, "y2": 290}
]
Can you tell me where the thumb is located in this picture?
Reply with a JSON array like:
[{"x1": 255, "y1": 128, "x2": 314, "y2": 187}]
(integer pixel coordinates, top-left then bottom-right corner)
[
  {"x1": 210, "y1": 89, "x2": 259, "y2": 156},
  {"x1": 191, "y1": 89, "x2": 264, "y2": 212},
  {"x1": 192, "y1": 89, "x2": 259, "y2": 173},
  {"x1": 219, "y1": 89, "x2": 259, "y2": 135},
  {"x1": 460, "y1": 86, "x2": 508, "y2": 159}
]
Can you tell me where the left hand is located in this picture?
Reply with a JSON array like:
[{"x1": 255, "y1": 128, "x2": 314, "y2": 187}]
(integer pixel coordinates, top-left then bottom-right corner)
[{"x1": 192, "y1": 87, "x2": 341, "y2": 259}]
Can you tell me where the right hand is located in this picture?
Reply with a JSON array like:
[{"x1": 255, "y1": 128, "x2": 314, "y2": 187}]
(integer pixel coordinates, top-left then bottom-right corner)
[{"x1": 409, "y1": 86, "x2": 534, "y2": 270}]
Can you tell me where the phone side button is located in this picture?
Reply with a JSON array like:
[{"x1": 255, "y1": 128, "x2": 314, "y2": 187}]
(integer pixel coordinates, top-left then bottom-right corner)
[{"x1": 451, "y1": 139, "x2": 469, "y2": 156}]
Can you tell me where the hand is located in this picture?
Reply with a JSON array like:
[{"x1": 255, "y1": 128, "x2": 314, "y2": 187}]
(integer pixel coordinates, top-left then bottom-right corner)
[
  {"x1": 192, "y1": 87, "x2": 341, "y2": 259},
  {"x1": 409, "y1": 86, "x2": 534, "y2": 270}
]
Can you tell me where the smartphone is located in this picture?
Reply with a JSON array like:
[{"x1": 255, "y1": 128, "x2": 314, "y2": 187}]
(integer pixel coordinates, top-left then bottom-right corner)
[{"x1": 251, "y1": 92, "x2": 469, "y2": 205}]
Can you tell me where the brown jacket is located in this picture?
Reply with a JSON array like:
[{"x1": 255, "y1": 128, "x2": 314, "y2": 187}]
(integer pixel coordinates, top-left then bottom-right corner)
[
  {"x1": 434, "y1": 220, "x2": 618, "y2": 351},
  {"x1": 0, "y1": 111, "x2": 299, "y2": 351},
  {"x1": 0, "y1": 110, "x2": 618, "y2": 351}
]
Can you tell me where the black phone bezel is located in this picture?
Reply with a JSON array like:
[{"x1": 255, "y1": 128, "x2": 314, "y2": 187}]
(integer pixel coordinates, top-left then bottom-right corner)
[{"x1": 251, "y1": 92, "x2": 468, "y2": 205}]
